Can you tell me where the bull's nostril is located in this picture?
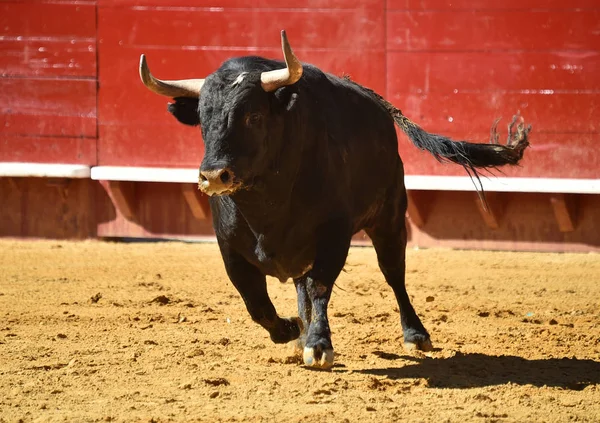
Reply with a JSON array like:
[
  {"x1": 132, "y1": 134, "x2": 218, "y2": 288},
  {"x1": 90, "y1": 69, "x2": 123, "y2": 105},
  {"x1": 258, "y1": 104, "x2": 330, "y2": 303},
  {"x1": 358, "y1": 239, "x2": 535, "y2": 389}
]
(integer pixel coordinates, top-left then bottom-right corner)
[
  {"x1": 220, "y1": 170, "x2": 231, "y2": 184},
  {"x1": 200, "y1": 173, "x2": 208, "y2": 182}
]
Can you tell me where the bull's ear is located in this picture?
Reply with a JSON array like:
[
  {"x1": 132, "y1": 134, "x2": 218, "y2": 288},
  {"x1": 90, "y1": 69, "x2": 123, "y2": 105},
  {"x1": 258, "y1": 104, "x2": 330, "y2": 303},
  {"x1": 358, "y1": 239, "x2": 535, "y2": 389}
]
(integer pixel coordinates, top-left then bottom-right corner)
[
  {"x1": 285, "y1": 92, "x2": 299, "y2": 112},
  {"x1": 274, "y1": 87, "x2": 299, "y2": 112},
  {"x1": 167, "y1": 97, "x2": 200, "y2": 126}
]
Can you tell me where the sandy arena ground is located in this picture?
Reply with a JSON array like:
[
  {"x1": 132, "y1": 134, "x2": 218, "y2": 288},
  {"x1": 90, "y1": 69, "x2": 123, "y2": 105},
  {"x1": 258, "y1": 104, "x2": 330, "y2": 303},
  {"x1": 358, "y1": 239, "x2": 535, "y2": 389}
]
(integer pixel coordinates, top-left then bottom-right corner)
[{"x1": 0, "y1": 240, "x2": 599, "y2": 422}]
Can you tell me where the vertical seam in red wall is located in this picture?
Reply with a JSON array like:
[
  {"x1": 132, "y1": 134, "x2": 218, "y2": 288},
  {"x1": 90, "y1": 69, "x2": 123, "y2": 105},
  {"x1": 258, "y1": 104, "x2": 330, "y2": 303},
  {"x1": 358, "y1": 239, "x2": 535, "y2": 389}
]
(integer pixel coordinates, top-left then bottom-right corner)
[
  {"x1": 383, "y1": 0, "x2": 387, "y2": 99},
  {"x1": 92, "y1": 2, "x2": 100, "y2": 238},
  {"x1": 94, "y1": 2, "x2": 100, "y2": 167}
]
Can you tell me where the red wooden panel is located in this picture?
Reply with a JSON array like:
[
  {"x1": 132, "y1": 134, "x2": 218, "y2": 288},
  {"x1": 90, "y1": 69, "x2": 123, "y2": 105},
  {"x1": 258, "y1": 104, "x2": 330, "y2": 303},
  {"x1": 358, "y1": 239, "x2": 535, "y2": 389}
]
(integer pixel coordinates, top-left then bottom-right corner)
[
  {"x1": 388, "y1": 92, "x2": 600, "y2": 134},
  {"x1": 96, "y1": 181, "x2": 215, "y2": 239},
  {"x1": 407, "y1": 191, "x2": 600, "y2": 253},
  {"x1": 387, "y1": 0, "x2": 600, "y2": 9},
  {"x1": 398, "y1": 132, "x2": 600, "y2": 179},
  {"x1": 2, "y1": 0, "x2": 97, "y2": 3},
  {"x1": 0, "y1": 135, "x2": 96, "y2": 164},
  {"x1": 0, "y1": 178, "x2": 96, "y2": 239},
  {"x1": 387, "y1": 52, "x2": 600, "y2": 94},
  {"x1": 0, "y1": 78, "x2": 96, "y2": 137},
  {"x1": 97, "y1": 5, "x2": 385, "y2": 166},
  {"x1": 98, "y1": 124, "x2": 204, "y2": 167},
  {"x1": 387, "y1": 10, "x2": 600, "y2": 51},
  {"x1": 98, "y1": 7, "x2": 384, "y2": 50},
  {"x1": 0, "y1": 3, "x2": 96, "y2": 39},
  {"x1": 0, "y1": 39, "x2": 96, "y2": 77},
  {"x1": 309, "y1": 51, "x2": 386, "y2": 93},
  {"x1": 98, "y1": 0, "x2": 382, "y2": 8}
]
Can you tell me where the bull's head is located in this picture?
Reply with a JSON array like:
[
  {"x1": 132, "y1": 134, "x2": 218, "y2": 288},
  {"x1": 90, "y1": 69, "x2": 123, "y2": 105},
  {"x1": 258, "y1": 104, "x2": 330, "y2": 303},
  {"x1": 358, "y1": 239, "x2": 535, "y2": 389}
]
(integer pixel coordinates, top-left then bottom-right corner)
[{"x1": 139, "y1": 30, "x2": 303, "y2": 196}]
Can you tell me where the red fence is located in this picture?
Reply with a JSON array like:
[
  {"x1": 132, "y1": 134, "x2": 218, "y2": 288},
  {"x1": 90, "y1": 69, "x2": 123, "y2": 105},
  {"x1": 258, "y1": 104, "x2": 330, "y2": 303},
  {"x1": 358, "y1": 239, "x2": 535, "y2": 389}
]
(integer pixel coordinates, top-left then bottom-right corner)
[
  {"x1": 0, "y1": 2, "x2": 97, "y2": 163},
  {"x1": 1, "y1": 1, "x2": 599, "y2": 251}
]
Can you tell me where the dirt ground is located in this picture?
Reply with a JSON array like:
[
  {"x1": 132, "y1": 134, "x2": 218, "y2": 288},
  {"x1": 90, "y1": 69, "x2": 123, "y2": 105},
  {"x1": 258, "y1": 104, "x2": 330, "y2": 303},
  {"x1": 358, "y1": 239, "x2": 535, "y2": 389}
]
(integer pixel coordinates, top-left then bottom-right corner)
[{"x1": 0, "y1": 240, "x2": 599, "y2": 422}]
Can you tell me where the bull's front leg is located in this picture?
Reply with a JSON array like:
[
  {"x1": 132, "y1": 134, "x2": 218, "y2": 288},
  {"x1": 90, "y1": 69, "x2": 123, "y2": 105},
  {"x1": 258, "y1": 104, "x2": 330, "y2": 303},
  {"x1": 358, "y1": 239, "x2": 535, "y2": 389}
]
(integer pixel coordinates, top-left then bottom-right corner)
[
  {"x1": 299, "y1": 219, "x2": 352, "y2": 370},
  {"x1": 218, "y1": 239, "x2": 301, "y2": 343}
]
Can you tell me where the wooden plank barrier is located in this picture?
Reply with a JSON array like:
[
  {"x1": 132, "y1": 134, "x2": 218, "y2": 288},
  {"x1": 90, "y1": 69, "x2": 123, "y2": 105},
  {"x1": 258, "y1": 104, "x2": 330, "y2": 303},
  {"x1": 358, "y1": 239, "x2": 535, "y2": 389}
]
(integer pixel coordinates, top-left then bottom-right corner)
[{"x1": 0, "y1": 0, "x2": 598, "y2": 251}]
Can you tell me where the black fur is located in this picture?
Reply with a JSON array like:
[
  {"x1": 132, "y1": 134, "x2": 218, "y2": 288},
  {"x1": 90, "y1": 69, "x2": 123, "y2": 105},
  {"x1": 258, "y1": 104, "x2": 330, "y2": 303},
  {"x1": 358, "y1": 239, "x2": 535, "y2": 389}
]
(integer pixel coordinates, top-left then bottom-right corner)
[{"x1": 168, "y1": 97, "x2": 200, "y2": 126}]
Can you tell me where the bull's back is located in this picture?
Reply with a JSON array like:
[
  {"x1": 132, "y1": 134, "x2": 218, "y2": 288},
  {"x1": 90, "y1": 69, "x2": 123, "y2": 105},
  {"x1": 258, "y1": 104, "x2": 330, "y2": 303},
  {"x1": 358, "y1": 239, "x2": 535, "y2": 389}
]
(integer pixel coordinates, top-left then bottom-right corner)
[{"x1": 321, "y1": 74, "x2": 401, "y2": 227}]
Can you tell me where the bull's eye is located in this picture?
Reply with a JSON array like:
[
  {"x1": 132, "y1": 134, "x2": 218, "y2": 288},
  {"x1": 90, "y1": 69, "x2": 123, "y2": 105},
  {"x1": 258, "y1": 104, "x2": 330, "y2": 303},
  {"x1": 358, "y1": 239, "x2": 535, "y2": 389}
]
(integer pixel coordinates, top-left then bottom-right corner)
[{"x1": 244, "y1": 112, "x2": 262, "y2": 127}]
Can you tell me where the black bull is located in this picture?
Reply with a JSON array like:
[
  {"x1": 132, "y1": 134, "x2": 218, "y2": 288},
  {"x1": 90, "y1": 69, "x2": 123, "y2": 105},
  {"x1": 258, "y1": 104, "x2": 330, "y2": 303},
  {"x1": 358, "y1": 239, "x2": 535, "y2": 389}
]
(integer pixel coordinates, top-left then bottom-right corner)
[{"x1": 140, "y1": 31, "x2": 530, "y2": 369}]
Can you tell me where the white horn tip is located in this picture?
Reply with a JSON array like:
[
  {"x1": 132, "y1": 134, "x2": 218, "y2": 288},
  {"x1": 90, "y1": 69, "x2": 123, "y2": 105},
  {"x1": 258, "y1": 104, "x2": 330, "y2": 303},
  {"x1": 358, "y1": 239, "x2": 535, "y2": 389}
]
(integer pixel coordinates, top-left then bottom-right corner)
[{"x1": 139, "y1": 54, "x2": 149, "y2": 84}]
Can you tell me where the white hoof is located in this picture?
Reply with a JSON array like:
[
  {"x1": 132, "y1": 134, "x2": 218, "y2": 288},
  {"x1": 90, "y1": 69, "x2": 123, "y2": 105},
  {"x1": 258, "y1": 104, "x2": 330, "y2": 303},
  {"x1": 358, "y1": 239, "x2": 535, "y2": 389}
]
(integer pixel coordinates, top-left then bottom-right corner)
[
  {"x1": 404, "y1": 338, "x2": 434, "y2": 352},
  {"x1": 303, "y1": 347, "x2": 334, "y2": 369}
]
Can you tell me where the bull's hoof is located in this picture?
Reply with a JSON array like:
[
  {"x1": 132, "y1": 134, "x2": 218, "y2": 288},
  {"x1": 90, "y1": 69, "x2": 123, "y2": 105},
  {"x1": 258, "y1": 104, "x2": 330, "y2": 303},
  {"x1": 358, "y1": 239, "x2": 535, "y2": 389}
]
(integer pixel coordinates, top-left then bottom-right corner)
[
  {"x1": 404, "y1": 338, "x2": 434, "y2": 352},
  {"x1": 303, "y1": 346, "x2": 334, "y2": 369},
  {"x1": 403, "y1": 329, "x2": 433, "y2": 352},
  {"x1": 269, "y1": 317, "x2": 302, "y2": 344}
]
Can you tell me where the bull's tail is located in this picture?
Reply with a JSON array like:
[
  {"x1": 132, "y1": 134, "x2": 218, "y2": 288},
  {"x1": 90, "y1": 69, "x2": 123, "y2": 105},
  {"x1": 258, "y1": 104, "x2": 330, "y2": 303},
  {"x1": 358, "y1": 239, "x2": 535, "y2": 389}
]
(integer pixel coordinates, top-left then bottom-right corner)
[
  {"x1": 398, "y1": 110, "x2": 530, "y2": 207},
  {"x1": 392, "y1": 109, "x2": 530, "y2": 172},
  {"x1": 350, "y1": 78, "x2": 531, "y2": 203},
  {"x1": 360, "y1": 82, "x2": 531, "y2": 193}
]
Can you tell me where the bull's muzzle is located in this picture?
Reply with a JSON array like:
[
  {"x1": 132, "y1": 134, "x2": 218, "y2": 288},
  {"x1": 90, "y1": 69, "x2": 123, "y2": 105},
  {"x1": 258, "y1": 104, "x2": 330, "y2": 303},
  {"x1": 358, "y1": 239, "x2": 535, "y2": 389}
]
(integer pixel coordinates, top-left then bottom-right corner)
[{"x1": 198, "y1": 168, "x2": 236, "y2": 196}]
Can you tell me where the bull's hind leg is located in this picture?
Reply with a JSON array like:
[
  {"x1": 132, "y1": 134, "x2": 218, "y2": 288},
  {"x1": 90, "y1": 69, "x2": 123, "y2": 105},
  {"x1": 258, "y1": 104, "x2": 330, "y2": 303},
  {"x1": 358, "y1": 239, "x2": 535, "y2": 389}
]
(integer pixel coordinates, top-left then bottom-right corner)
[{"x1": 365, "y1": 188, "x2": 433, "y2": 352}]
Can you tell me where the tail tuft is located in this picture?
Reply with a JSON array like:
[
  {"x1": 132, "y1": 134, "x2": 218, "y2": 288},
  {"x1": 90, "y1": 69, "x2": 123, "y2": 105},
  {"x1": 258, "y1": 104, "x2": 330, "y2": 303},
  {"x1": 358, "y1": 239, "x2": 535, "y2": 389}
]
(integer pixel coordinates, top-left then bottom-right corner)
[{"x1": 398, "y1": 113, "x2": 531, "y2": 170}]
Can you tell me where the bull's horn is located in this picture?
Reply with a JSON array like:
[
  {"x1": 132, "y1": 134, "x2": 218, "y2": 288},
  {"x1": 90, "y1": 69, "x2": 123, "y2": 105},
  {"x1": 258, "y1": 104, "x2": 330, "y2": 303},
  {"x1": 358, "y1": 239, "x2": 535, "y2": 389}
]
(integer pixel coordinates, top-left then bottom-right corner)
[
  {"x1": 139, "y1": 54, "x2": 205, "y2": 98},
  {"x1": 260, "y1": 30, "x2": 303, "y2": 92}
]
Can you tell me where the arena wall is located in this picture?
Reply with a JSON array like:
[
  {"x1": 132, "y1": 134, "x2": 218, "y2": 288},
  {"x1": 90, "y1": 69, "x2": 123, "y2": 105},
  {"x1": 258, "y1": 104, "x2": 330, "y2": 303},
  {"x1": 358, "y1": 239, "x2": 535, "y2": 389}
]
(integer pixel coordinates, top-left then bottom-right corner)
[{"x1": 1, "y1": 0, "x2": 598, "y2": 251}]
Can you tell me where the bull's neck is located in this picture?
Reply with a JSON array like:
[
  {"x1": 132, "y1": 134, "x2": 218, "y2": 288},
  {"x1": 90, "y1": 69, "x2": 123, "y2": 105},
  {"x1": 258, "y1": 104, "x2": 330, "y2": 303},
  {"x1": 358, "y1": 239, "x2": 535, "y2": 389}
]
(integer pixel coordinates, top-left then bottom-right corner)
[
  {"x1": 231, "y1": 157, "x2": 320, "y2": 241},
  {"x1": 231, "y1": 137, "x2": 310, "y2": 217},
  {"x1": 232, "y1": 171, "x2": 295, "y2": 221},
  {"x1": 224, "y1": 134, "x2": 324, "y2": 236}
]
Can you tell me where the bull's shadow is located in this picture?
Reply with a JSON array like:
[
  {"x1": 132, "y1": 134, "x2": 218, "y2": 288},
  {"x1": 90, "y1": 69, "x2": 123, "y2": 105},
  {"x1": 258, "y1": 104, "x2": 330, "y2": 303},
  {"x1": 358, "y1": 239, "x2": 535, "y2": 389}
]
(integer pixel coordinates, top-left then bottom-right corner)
[{"x1": 357, "y1": 352, "x2": 600, "y2": 390}]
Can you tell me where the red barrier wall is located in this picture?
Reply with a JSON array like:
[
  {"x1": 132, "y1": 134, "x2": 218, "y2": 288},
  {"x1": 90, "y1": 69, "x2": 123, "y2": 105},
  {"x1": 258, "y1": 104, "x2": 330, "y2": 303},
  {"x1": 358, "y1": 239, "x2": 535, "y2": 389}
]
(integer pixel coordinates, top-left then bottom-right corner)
[
  {"x1": 387, "y1": 3, "x2": 600, "y2": 179},
  {"x1": 3, "y1": 1, "x2": 599, "y2": 174},
  {"x1": 96, "y1": 0, "x2": 386, "y2": 166},
  {"x1": 1, "y1": 1, "x2": 599, "y2": 250},
  {"x1": 0, "y1": 1, "x2": 97, "y2": 164}
]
